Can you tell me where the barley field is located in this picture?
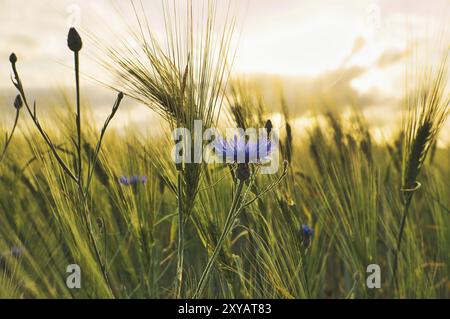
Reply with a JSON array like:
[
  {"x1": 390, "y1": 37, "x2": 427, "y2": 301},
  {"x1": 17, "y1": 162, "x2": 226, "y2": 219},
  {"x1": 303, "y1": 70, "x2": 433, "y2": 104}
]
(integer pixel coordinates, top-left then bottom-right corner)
[{"x1": 0, "y1": 1, "x2": 449, "y2": 299}]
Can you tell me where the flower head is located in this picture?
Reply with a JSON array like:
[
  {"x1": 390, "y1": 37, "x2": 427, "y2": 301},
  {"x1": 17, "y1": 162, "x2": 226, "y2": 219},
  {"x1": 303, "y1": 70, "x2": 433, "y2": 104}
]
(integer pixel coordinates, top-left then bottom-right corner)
[
  {"x1": 214, "y1": 134, "x2": 273, "y2": 164},
  {"x1": 130, "y1": 175, "x2": 139, "y2": 185},
  {"x1": 10, "y1": 245, "x2": 23, "y2": 258},
  {"x1": 119, "y1": 176, "x2": 130, "y2": 186},
  {"x1": 301, "y1": 224, "x2": 314, "y2": 248},
  {"x1": 119, "y1": 175, "x2": 147, "y2": 186}
]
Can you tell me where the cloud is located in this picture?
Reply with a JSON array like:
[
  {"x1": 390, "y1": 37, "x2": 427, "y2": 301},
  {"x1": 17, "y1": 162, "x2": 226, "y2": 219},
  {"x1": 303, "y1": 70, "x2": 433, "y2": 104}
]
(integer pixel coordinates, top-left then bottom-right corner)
[
  {"x1": 237, "y1": 54, "x2": 402, "y2": 121},
  {"x1": 375, "y1": 49, "x2": 409, "y2": 68},
  {"x1": 350, "y1": 37, "x2": 366, "y2": 55}
]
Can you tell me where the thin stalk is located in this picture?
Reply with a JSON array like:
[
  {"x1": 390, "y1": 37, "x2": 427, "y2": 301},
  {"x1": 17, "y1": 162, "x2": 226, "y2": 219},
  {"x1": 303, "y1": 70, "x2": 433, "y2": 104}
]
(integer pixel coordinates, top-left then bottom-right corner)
[
  {"x1": 299, "y1": 247, "x2": 311, "y2": 298},
  {"x1": 72, "y1": 45, "x2": 114, "y2": 297},
  {"x1": 79, "y1": 188, "x2": 115, "y2": 297},
  {"x1": 0, "y1": 108, "x2": 20, "y2": 163},
  {"x1": 10, "y1": 60, "x2": 78, "y2": 182},
  {"x1": 175, "y1": 170, "x2": 184, "y2": 298},
  {"x1": 193, "y1": 180, "x2": 245, "y2": 299},
  {"x1": 74, "y1": 51, "x2": 82, "y2": 185},
  {"x1": 84, "y1": 92, "x2": 123, "y2": 196},
  {"x1": 391, "y1": 193, "x2": 413, "y2": 290}
]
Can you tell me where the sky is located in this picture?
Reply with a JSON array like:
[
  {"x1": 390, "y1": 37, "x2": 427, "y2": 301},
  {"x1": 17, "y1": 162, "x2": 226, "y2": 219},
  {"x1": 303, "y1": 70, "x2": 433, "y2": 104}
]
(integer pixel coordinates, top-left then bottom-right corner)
[{"x1": 0, "y1": 0, "x2": 449, "y2": 141}]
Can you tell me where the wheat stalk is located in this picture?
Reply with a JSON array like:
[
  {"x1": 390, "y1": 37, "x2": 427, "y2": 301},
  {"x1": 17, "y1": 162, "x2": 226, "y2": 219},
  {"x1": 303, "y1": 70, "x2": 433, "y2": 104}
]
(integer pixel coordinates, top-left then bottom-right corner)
[{"x1": 393, "y1": 45, "x2": 449, "y2": 287}]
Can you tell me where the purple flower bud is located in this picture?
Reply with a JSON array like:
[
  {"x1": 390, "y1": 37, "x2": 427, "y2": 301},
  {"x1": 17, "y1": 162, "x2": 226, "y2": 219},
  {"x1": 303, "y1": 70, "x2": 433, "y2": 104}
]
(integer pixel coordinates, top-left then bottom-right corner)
[
  {"x1": 119, "y1": 175, "x2": 147, "y2": 188},
  {"x1": 301, "y1": 224, "x2": 314, "y2": 248}
]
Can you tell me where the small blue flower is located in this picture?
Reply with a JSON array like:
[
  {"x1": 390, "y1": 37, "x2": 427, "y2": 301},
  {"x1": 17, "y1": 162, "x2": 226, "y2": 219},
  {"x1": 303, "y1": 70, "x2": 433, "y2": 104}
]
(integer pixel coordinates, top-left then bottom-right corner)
[
  {"x1": 119, "y1": 175, "x2": 147, "y2": 186},
  {"x1": 130, "y1": 175, "x2": 139, "y2": 185},
  {"x1": 119, "y1": 176, "x2": 130, "y2": 185},
  {"x1": 10, "y1": 245, "x2": 23, "y2": 257},
  {"x1": 301, "y1": 224, "x2": 314, "y2": 248},
  {"x1": 214, "y1": 134, "x2": 273, "y2": 164}
]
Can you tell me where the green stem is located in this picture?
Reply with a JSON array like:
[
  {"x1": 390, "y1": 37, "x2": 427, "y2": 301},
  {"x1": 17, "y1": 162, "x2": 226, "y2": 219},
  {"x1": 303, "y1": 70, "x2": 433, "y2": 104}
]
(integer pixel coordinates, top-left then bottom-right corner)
[
  {"x1": 72, "y1": 50, "x2": 113, "y2": 297},
  {"x1": 84, "y1": 93, "x2": 123, "y2": 196},
  {"x1": 10, "y1": 61, "x2": 78, "y2": 182},
  {"x1": 80, "y1": 190, "x2": 114, "y2": 297},
  {"x1": 391, "y1": 193, "x2": 413, "y2": 291},
  {"x1": 74, "y1": 51, "x2": 82, "y2": 185},
  {"x1": 299, "y1": 247, "x2": 311, "y2": 298},
  {"x1": 175, "y1": 171, "x2": 184, "y2": 298},
  {"x1": 0, "y1": 109, "x2": 20, "y2": 163},
  {"x1": 193, "y1": 180, "x2": 244, "y2": 299}
]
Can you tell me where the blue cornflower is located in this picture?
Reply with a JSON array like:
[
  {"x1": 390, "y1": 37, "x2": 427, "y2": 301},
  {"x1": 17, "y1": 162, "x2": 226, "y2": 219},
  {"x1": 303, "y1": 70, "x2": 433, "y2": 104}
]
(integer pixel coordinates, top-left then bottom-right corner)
[
  {"x1": 119, "y1": 175, "x2": 147, "y2": 186},
  {"x1": 214, "y1": 134, "x2": 273, "y2": 164},
  {"x1": 119, "y1": 176, "x2": 129, "y2": 185},
  {"x1": 129, "y1": 175, "x2": 139, "y2": 185},
  {"x1": 301, "y1": 224, "x2": 314, "y2": 248},
  {"x1": 10, "y1": 245, "x2": 23, "y2": 257}
]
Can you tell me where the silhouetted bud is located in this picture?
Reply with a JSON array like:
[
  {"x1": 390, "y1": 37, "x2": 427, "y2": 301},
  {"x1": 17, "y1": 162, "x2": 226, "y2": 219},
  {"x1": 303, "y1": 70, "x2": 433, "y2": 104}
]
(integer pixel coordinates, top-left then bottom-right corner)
[
  {"x1": 112, "y1": 92, "x2": 124, "y2": 112},
  {"x1": 175, "y1": 135, "x2": 183, "y2": 171},
  {"x1": 285, "y1": 122, "x2": 292, "y2": 162},
  {"x1": 67, "y1": 28, "x2": 83, "y2": 52},
  {"x1": 9, "y1": 53, "x2": 17, "y2": 64},
  {"x1": 265, "y1": 120, "x2": 273, "y2": 136},
  {"x1": 158, "y1": 175, "x2": 165, "y2": 194},
  {"x1": 13, "y1": 95, "x2": 23, "y2": 110},
  {"x1": 286, "y1": 122, "x2": 292, "y2": 138},
  {"x1": 236, "y1": 163, "x2": 250, "y2": 181}
]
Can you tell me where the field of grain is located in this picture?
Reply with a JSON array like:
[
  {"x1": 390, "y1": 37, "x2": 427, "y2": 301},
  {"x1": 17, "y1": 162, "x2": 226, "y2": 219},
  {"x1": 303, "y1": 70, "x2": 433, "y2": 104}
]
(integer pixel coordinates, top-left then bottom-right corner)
[{"x1": 0, "y1": 1, "x2": 448, "y2": 299}]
